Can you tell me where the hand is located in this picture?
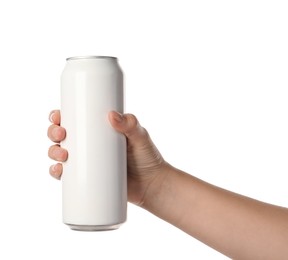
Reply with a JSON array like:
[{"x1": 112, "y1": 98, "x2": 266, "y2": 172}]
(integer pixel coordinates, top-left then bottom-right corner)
[{"x1": 47, "y1": 110, "x2": 168, "y2": 206}]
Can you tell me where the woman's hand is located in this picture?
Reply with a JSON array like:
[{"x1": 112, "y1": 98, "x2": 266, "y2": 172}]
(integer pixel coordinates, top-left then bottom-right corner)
[{"x1": 47, "y1": 110, "x2": 168, "y2": 206}]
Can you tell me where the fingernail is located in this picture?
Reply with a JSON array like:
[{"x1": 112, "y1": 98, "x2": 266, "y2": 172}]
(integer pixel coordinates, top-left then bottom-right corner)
[
  {"x1": 49, "y1": 111, "x2": 55, "y2": 123},
  {"x1": 50, "y1": 164, "x2": 61, "y2": 180},
  {"x1": 114, "y1": 112, "x2": 123, "y2": 123},
  {"x1": 51, "y1": 164, "x2": 57, "y2": 173}
]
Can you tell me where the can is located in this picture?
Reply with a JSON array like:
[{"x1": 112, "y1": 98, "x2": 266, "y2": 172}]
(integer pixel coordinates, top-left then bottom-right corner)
[{"x1": 61, "y1": 56, "x2": 127, "y2": 231}]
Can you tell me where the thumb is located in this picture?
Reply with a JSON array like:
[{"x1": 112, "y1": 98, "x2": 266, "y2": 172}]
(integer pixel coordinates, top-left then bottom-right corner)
[{"x1": 108, "y1": 111, "x2": 149, "y2": 146}]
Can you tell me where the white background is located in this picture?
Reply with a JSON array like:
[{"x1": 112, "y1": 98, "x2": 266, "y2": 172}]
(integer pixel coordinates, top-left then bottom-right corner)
[{"x1": 0, "y1": 0, "x2": 287, "y2": 259}]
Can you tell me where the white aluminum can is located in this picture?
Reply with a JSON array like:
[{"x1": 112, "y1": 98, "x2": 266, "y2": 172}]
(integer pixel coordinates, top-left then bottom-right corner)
[{"x1": 61, "y1": 56, "x2": 127, "y2": 231}]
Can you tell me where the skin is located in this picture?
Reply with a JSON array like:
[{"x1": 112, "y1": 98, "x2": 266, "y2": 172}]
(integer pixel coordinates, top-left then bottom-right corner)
[{"x1": 48, "y1": 110, "x2": 288, "y2": 259}]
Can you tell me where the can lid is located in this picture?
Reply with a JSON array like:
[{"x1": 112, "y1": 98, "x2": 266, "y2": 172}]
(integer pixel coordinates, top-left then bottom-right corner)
[{"x1": 66, "y1": 56, "x2": 117, "y2": 61}]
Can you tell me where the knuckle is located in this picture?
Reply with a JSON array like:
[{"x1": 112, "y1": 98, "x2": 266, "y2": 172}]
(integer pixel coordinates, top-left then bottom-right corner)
[
  {"x1": 48, "y1": 147, "x2": 54, "y2": 158},
  {"x1": 61, "y1": 149, "x2": 68, "y2": 161},
  {"x1": 47, "y1": 125, "x2": 54, "y2": 139},
  {"x1": 48, "y1": 144, "x2": 59, "y2": 159},
  {"x1": 126, "y1": 114, "x2": 138, "y2": 129},
  {"x1": 48, "y1": 125, "x2": 65, "y2": 142},
  {"x1": 53, "y1": 127, "x2": 62, "y2": 140},
  {"x1": 141, "y1": 127, "x2": 149, "y2": 138}
]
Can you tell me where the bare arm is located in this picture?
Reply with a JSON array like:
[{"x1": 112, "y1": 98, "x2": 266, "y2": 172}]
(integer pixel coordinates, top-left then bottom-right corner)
[{"x1": 143, "y1": 165, "x2": 288, "y2": 259}]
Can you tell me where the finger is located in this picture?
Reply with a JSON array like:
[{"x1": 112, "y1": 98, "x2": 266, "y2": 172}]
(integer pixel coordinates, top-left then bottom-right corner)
[
  {"x1": 47, "y1": 124, "x2": 66, "y2": 143},
  {"x1": 49, "y1": 163, "x2": 63, "y2": 180},
  {"x1": 49, "y1": 110, "x2": 61, "y2": 125},
  {"x1": 108, "y1": 111, "x2": 149, "y2": 146},
  {"x1": 48, "y1": 144, "x2": 68, "y2": 162}
]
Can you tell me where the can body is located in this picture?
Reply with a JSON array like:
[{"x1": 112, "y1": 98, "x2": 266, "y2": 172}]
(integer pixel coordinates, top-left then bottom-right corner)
[{"x1": 61, "y1": 56, "x2": 127, "y2": 231}]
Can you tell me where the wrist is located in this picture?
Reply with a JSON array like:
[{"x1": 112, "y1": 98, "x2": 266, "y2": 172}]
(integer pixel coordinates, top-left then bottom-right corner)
[
  {"x1": 141, "y1": 162, "x2": 175, "y2": 212},
  {"x1": 140, "y1": 164, "x2": 197, "y2": 229}
]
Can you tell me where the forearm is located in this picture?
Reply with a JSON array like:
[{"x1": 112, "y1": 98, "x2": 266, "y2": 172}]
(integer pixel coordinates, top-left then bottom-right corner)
[{"x1": 142, "y1": 164, "x2": 288, "y2": 259}]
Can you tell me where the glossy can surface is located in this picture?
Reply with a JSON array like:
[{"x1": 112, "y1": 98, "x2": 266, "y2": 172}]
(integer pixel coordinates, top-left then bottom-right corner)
[{"x1": 61, "y1": 56, "x2": 127, "y2": 231}]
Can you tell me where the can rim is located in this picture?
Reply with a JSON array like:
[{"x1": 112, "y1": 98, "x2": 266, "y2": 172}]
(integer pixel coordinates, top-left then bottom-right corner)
[{"x1": 66, "y1": 56, "x2": 117, "y2": 61}]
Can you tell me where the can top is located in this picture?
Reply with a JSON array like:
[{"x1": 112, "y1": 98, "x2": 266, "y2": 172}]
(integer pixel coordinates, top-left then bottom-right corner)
[{"x1": 66, "y1": 56, "x2": 117, "y2": 61}]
